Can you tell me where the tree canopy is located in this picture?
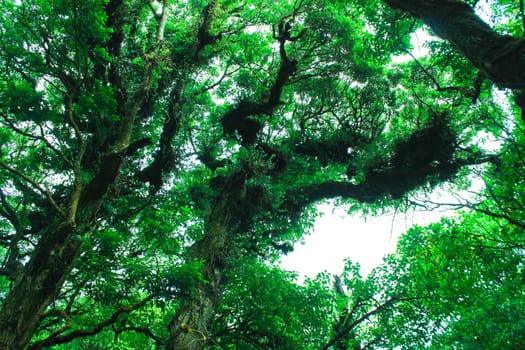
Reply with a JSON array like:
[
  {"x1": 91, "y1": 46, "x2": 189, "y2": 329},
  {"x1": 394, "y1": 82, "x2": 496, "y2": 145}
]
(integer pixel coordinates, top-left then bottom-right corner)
[{"x1": 0, "y1": 0, "x2": 524, "y2": 349}]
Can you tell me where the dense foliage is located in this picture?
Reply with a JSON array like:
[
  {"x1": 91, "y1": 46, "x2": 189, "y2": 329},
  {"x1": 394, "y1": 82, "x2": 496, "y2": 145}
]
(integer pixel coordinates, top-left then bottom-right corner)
[{"x1": 0, "y1": 0, "x2": 523, "y2": 349}]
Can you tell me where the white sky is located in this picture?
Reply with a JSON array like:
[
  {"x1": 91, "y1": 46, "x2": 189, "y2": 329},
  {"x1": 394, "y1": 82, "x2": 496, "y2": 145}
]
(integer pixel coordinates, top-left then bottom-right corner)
[{"x1": 279, "y1": 199, "x2": 455, "y2": 280}]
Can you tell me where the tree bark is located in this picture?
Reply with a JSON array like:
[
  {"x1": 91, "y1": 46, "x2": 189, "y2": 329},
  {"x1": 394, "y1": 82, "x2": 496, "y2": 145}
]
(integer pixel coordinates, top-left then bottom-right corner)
[
  {"x1": 166, "y1": 173, "x2": 246, "y2": 349},
  {"x1": 382, "y1": 0, "x2": 525, "y2": 89},
  {"x1": 0, "y1": 223, "x2": 78, "y2": 350}
]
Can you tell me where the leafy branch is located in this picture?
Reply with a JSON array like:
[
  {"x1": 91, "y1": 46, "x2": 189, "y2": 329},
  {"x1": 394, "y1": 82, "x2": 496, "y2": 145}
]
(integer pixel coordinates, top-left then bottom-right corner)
[
  {"x1": 28, "y1": 295, "x2": 154, "y2": 350},
  {"x1": 321, "y1": 296, "x2": 402, "y2": 350},
  {"x1": 405, "y1": 49, "x2": 483, "y2": 101},
  {"x1": 0, "y1": 114, "x2": 74, "y2": 169},
  {"x1": 0, "y1": 160, "x2": 67, "y2": 219}
]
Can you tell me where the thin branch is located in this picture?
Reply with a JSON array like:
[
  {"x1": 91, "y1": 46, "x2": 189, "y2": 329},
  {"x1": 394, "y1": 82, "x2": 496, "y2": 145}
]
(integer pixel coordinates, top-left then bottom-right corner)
[
  {"x1": 0, "y1": 114, "x2": 74, "y2": 168},
  {"x1": 65, "y1": 96, "x2": 85, "y2": 223},
  {"x1": 29, "y1": 295, "x2": 154, "y2": 350},
  {"x1": 38, "y1": 310, "x2": 73, "y2": 350},
  {"x1": 0, "y1": 160, "x2": 67, "y2": 219},
  {"x1": 320, "y1": 297, "x2": 401, "y2": 350},
  {"x1": 199, "y1": 64, "x2": 240, "y2": 94},
  {"x1": 410, "y1": 195, "x2": 525, "y2": 230},
  {"x1": 405, "y1": 50, "x2": 462, "y2": 93},
  {"x1": 520, "y1": 0, "x2": 525, "y2": 32},
  {"x1": 473, "y1": 206, "x2": 525, "y2": 230}
]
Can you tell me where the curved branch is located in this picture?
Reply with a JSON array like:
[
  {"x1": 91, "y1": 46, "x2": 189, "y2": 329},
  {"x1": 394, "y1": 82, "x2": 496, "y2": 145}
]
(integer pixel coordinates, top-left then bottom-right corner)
[
  {"x1": 200, "y1": 64, "x2": 240, "y2": 94},
  {"x1": 136, "y1": 86, "x2": 181, "y2": 191},
  {"x1": 116, "y1": 325, "x2": 163, "y2": 348},
  {"x1": 221, "y1": 20, "x2": 298, "y2": 146}
]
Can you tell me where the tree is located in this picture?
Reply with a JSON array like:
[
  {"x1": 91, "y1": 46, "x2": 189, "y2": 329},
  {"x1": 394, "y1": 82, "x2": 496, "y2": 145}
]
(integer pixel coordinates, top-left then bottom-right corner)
[
  {"x1": 368, "y1": 213, "x2": 525, "y2": 349},
  {"x1": 0, "y1": 0, "x2": 521, "y2": 349},
  {"x1": 356, "y1": 111, "x2": 525, "y2": 349}
]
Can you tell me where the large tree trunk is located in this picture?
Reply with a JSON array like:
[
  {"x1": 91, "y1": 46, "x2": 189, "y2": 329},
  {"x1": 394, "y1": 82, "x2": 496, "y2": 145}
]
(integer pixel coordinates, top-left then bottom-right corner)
[
  {"x1": 0, "y1": 223, "x2": 80, "y2": 349},
  {"x1": 382, "y1": 0, "x2": 525, "y2": 89},
  {"x1": 166, "y1": 232, "x2": 226, "y2": 349},
  {"x1": 166, "y1": 173, "x2": 247, "y2": 349},
  {"x1": 0, "y1": 155, "x2": 129, "y2": 349}
]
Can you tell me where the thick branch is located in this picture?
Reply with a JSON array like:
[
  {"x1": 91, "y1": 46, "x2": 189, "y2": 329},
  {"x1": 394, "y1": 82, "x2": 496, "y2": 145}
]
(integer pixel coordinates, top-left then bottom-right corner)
[
  {"x1": 156, "y1": 0, "x2": 169, "y2": 43},
  {"x1": 382, "y1": 0, "x2": 525, "y2": 89},
  {"x1": 65, "y1": 96, "x2": 85, "y2": 223},
  {"x1": 294, "y1": 138, "x2": 360, "y2": 167},
  {"x1": 0, "y1": 190, "x2": 24, "y2": 279},
  {"x1": 221, "y1": 20, "x2": 298, "y2": 146},
  {"x1": 282, "y1": 153, "x2": 495, "y2": 214},
  {"x1": 197, "y1": 1, "x2": 222, "y2": 52},
  {"x1": 137, "y1": 0, "x2": 224, "y2": 188},
  {"x1": 136, "y1": 87, "x2": 181, "y2": 191}
]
